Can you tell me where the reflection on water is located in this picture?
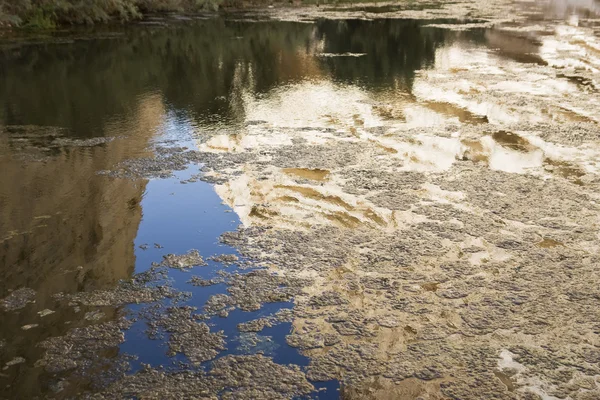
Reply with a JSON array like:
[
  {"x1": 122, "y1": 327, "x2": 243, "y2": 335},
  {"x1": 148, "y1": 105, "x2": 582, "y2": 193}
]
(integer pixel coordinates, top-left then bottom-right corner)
[
  {"x1": 0, "y1": 93, "x2": 166, "y2": 398},
  {"x1": 0, "y1": 17, "x2": 458, "y2": 398},
  {"x1": 0, "y1": 19, "x2": 454, "y2": 133},
  {"x1": 0, "y1": 6, "x2": 599, "y2": 398}
]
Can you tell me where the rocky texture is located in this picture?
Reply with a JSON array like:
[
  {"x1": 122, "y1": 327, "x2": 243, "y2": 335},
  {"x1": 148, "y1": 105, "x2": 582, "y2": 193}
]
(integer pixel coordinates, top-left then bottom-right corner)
[
  {"x1": 204, "y1": 270, "x2": 308, "y2": 314},
  {"x1": 207, "y1": 254, "x2": 239, "y2": 265},
  {"x1": 160, "y1": 249, "x2": 207, "y2": 270},
  {"x1": 0, "y1": 288, "x2": 36, "y2": 311},
  {"x1": 210, "y1": 355, "x2": 313, "y2": 399},
  {"x1": 188, "y1": 19, "x2": 600, "y2": 393},
  {"x1": 86, "y1": 355, "x2": 313, "y2": 399},
  {"x1": 54, "y1": 266, "x2": 186, "y2": 307},
  {"x1": 150, "y1": 306, "x2": 225, "y2": 364},
  {"x1": 237, "y1": 309, "x2": 294, "y2": 333},
  {"x1": 99, "y1": 147, "x2": 207, "y2": 179},
  {"x1": 10, "y1": 1, "x2": 600, "y2": 398},
  {"x1": 36, "y1": 319, "x2": 132, "y2": 374}
]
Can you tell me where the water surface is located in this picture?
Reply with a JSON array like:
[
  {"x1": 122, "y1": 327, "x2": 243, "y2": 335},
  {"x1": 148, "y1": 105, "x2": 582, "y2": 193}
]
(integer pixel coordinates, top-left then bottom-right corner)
[{"x1": 1, "y1": 5, "x2": 600, "y2": 398}]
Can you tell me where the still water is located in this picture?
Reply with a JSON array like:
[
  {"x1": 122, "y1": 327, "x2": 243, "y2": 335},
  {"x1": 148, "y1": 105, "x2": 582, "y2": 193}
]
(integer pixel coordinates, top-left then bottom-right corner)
[{"x1": 1, "y1": 5, "x2": 599, "y2": 398}]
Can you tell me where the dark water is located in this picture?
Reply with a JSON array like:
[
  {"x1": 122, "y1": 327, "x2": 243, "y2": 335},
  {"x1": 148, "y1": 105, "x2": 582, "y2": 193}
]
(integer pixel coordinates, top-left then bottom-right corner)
[{"x1": 0, "y1": 17, "x2": 491, "y2": 399}]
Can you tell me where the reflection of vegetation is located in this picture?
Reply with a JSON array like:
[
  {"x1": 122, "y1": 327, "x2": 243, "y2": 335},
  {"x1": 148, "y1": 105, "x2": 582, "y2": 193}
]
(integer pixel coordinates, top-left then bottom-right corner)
[
  {"x1": 0, "y1": 19, "x2": 452, "y2": 135},
  {"x1": 316, "y1": 19, "x2": 450, "y2": 89},
  {"x1": 0, "y1": 20, "x2": 317, "y2": 134}
]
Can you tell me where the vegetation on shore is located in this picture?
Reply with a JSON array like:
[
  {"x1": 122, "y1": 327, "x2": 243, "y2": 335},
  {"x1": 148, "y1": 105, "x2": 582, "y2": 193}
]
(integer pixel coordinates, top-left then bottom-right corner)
[
  {"x1": 0, "y1": 0, "x2": 226, "y2": 28},
  {"x1": 0, "y1": 0, "x2": 375, "y2": 28}
]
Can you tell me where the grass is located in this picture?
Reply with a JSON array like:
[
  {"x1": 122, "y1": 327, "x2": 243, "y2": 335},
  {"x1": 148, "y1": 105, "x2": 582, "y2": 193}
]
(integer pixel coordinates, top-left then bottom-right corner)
[{"x1": 0, "y1": 0, "x2": 222, "y2": 28}]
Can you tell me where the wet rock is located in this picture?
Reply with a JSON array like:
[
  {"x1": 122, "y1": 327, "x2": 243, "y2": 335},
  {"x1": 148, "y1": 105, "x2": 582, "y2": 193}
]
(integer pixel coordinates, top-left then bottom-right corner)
[
  {"x1": 84, "y1": 311, "x2": 106, "y2": 321},
  {"x1": 100, "y1": 146, "x2": 209, "y2": 180},
  {"x1": 236, "y1": 332, "x2": 279, "y2": 355},
  {"x1": 57, "y1": 285, "x2": 178, "y2": 307},
  {"x1": 210, "y1": 354, "x2": 314, "y2": 399},
  {"x1": 160, "y1": 250, "x2": 207, "y2": 270},
  {"x1": 38, "y1": 309, "x2": 55, "y2": 317},
  {"x1": 90, "y1": 368, "x2": 215, "y2": 399},
  {"x1": 286, "y1": 333, "x2": 340, "y2": 349},
  {"x1": 188, "y1": 276, "x2": 224, "y2": 287},
  {"x1": 208, "y1": 254, "x2": 239, "y2": 265},
  {"x1": 1, "y1": 288, "x2": 36, "y2": 311},
  {"x1": 308, "y1": 290, "x2": 349, "y2": 307},
  {"x1": 5, "y1": 357, "x2": 26, "y2": 368},
  {"x1": 37, "y1": 319, "x2": 132, "y2": 373},
  {"x1": 238, "y1": 318, "x2": 273, "y2": 332},
  {"x1": 152, "y1": 307, "x2": 225, "y2": 364},
  {"x1": 222, "y1": 270, "x2": 306, "y2": 312},
  {"x1": 51, "y1": 137, "x2": 115, "y2": 147}
]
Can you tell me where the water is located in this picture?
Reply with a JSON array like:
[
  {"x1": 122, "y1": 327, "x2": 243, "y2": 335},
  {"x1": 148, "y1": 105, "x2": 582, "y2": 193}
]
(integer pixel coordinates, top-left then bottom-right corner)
[{"x1": 1, "y1": 4, "x2": 600, "y2": 398}]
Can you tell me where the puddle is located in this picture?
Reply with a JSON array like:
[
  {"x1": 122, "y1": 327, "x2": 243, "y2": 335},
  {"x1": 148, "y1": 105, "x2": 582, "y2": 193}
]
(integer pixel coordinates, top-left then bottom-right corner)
[
  {"x1": 493, "y1": 370, "x2": 515, "y2": 392},
  {"x1": 422, "y1": 101, "x2": 489, "y2": 124},
  {"x1": 491, "y1": 130, "x2": 534, "y2": 152},
  {"x1": 282, "y1": 168, "x2": 331, "y2": 181},
  {"x1": 544, "y1": 158, "x2": 587, "y2": 185},
  {"x1": 536, "y1": 238, "x2": 564, "y2": 248},
  {"x1": 274, "y1": 185, "x2": 354, "y2": 211},
  {"x1": 421, "y1": 282, "x2": 440, "y2": 292}
]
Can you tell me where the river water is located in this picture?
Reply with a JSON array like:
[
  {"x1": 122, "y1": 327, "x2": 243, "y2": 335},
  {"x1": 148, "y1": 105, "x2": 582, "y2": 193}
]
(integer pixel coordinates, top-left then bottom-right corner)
[{"x1": 1, "y1": 1, "x2": 600, "y2": 399}]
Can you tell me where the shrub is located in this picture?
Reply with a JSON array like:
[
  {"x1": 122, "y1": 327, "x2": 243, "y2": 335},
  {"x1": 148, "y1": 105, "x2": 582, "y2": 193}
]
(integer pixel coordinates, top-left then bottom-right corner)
[{"x1": 0, "y1": 0, "x2": 224, "y2": 27}]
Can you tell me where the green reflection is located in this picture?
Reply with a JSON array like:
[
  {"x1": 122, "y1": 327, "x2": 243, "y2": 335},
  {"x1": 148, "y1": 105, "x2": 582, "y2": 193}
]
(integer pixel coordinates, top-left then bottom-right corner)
[{"x1": 0, "y1": 18, "x2": 456, "y2": 135}]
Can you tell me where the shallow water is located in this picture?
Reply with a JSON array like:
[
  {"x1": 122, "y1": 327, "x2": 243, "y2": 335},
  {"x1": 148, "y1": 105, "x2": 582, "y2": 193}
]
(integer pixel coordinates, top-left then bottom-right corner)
[{"x1": 1, "y1": 1, "x2": 600, "y2": 398}]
